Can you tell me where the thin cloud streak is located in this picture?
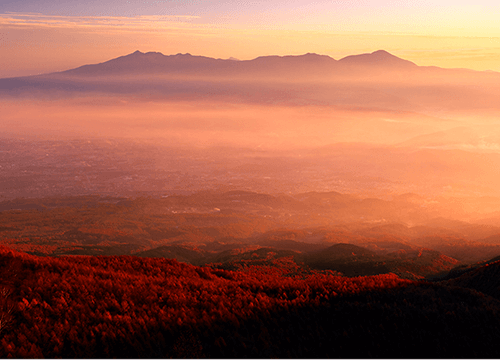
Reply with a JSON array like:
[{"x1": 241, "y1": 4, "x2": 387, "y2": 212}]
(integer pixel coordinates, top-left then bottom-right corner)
[{"x1": 0, "y1": 12, "x2": 204, "y2": 32}]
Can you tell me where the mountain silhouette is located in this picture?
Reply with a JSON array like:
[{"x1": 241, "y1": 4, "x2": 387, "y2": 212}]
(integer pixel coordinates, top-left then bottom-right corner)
[
  {"x1": 63, "y1": 51, "x2": 228, "y2": 76},
  {"x1": 1, "y1": 50, "x2": 499, "y2": 113},
  {"x1": 3, "y1": 50, "x2": 418, "y2": 80},
  {"x1": 59, "y1": 50, "x2": 340, "y2": 78},
  {"x1": 338, "y1": 50, "x2": 417, "y2": 69}
]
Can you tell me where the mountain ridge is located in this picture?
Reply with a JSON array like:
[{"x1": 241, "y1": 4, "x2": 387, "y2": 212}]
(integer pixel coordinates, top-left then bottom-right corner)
[
  {"x1": 2, "y1": 49, "x2": 499, "y2": 82},
  {"x1": 56, "y1": 49, "x2": 427, "y2": 78},
  {"x1": 56, "y1": 49, "x2": 342, "y2": 78},
  {"x1": 48, "y1": 49, "x2": 500, "y2": 78},
  {"x1": 2, "y1": 49, "x2": 500, "y2": 113},
  {"x1": 0, "y1": 49, "x2": 474, "y2": 80}
]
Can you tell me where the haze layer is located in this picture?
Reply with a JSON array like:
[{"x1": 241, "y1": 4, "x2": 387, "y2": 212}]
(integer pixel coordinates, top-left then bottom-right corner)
[{"x1": 2, "y1": 50, "x2": 500, "y2": 202}]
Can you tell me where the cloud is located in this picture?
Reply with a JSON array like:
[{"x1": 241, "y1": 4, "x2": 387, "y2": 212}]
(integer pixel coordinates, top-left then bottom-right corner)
[{"x1": 0, "y1": 12, "x2": 204, "y2": 33}]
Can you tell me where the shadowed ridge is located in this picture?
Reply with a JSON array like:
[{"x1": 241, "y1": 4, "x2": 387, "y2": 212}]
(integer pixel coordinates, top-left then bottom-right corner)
[
  {"x1": 445, "y1": 259, "x2": 500, "y2": 300},
  {"x1": 59, "y1": 50, "x2": 225, "y2": 76},
  {"x1": 339, "y1": 49, "x2": 417, "y2": 68},
  {"x1": 315, "y1": 243, "x2": 379, "y2": 259}
]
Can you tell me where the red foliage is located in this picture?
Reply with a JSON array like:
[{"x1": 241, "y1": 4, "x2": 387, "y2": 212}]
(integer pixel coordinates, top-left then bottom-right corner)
[{"x1": 0, "y1": 245, "x2": 413, "y2": 358}]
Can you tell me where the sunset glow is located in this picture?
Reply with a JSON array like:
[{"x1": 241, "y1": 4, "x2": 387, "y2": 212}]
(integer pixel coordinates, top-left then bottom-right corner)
[{"x1": 1, "y1": 1, "x2": 500, "y2": 77}]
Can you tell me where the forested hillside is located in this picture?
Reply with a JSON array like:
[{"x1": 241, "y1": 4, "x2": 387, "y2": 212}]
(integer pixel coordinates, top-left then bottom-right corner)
[
  {"x1": 2, "y1": 193, "x2": 500, "y2": 357},
  {"x1": 2, "y1": 245, "x2": 500, "y2": 358}
]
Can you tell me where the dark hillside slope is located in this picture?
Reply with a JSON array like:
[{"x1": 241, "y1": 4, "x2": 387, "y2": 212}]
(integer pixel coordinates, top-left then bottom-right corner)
[
  {"x1": 446, "y1": 260, "x2": 500, "y2": 300},
  {"x1": 304, "y1": 243, "x2": 459, "y2": 279},
  {"x1": 304, "y1": 243, "x2": 390, "y2": 276}
]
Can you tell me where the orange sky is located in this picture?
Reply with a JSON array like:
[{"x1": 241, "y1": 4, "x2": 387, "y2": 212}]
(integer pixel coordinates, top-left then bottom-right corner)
[{"x1": 1, "y1": 2, "x2": 500, "y2": 77}]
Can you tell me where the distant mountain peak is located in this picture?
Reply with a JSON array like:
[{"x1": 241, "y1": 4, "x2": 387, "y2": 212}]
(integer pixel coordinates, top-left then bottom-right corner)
[
  {"x1": 128, "y1": 50, "x2": 165, "y2": 57},
  {"x1": 301, "y1": 52, "x2": 328, "y2": 57},
  {"x1": 339, "y1": 50, "x2": 417, "y2": 68},
  {"x1": 371, "y1": 49, "x2": 393, "y2": 56},
  {"x1": 298, "y1": 52, "x2": 336, "y2": 61},
  {"x1": 370, "y1": 50, "x2": 409, "y2": 61}
]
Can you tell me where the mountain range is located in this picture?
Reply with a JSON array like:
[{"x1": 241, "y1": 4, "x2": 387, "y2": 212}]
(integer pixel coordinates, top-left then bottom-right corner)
[
  {"x1": 3, "y1": 49, "x2": 417, "y2": 79},
  {"x1": 58, "y1": 49, "x2": 421, "y2": 77},
  {"x1": 1, "y1": 49, "x2": 499, "y2": 114}
]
